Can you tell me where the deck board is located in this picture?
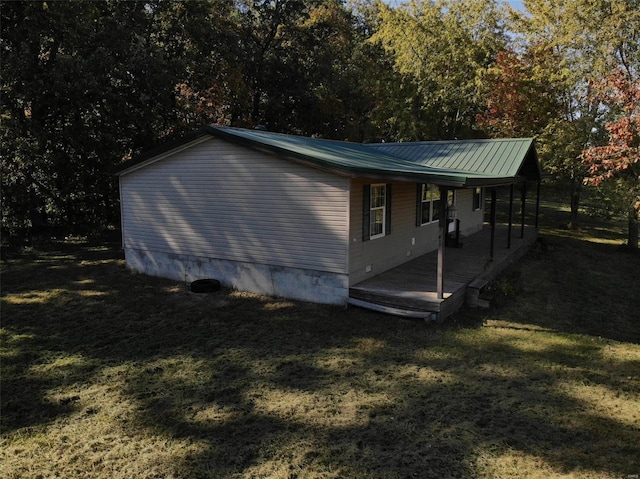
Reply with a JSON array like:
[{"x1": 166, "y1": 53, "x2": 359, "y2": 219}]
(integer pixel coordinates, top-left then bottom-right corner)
[{"x1": 349, "y1": 225, "x2": 538, "y2": 319}]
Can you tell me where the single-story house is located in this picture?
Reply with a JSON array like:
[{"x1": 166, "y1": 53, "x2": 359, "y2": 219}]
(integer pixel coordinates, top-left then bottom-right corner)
[{"x1": 115, "y1": 125, "x2": 541, "y2": 316}]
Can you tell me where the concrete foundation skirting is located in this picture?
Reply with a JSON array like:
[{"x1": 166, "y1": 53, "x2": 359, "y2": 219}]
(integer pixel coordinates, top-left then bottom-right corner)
[{"x1": 124, "y1": 247, "x2": 349, "y2": 305}]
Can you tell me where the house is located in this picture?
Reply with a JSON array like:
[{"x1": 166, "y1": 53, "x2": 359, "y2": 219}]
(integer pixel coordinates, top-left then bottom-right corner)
[{"x1": 115, "y1": 126, "x2": 541, "y2": 318}]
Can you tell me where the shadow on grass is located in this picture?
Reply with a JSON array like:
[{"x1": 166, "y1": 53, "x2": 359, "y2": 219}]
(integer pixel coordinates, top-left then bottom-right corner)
[
  {"x1": 483, "y1": 234, "x2": 640, "y2": 344},
  {"x1": 2, "y1": 238, "x2": 639, "y2": 478},
  {"x1": 116, "y1": 307, "x2": 639, "y2": 478},
  {"x1": 480, "y1": 198, "x2": 639, "y2": 344}
]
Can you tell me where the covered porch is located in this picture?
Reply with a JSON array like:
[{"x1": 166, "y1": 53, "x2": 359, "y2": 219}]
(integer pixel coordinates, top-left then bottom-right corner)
[{"x1": 348, "y1": 224, "x2": 539, "y2": 320}]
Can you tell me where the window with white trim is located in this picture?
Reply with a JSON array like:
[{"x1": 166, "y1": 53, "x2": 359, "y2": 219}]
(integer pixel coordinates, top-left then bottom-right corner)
[
  {"x1": 370, "y1": 183, "x2": 386, "y2": 239},
  {"x1": 363, "y1": 183, "x2": 391, "y2": 241},
  {"x1": 419, "y1": 184, "x2": 441, "y2": 225}
]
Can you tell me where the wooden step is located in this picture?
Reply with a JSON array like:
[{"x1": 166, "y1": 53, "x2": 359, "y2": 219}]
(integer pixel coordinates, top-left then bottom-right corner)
[
  {"x1": 347, "y1": 298, "x2": 435, "y2": 320},
  {"x1": 466, "y1": 279, "x2": 491, "y2": 308},
  {"x1": 348, "y1": 287, "x2": 444, "y2": 312},
  {"x1": 476, "y1": 289, "x2": 496, "y2": 309}
]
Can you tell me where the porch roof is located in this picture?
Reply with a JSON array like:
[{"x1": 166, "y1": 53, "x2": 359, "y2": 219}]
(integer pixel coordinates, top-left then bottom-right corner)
[
  {"x1": 116, "y1": 125, "x2": 540, "y2": 188},
  {"x1": 365, "y1": 138, "x2": 541, "y2": 183}
]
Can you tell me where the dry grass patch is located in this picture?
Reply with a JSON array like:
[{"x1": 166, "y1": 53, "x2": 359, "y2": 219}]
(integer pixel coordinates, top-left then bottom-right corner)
[{"x1": 2, "y1": 208, "x2": 639, "y2": 478}]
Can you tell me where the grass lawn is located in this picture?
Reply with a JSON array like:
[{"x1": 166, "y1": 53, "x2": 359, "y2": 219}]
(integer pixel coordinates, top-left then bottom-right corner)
[{"x1": 2, "y1": 203, "x2": 639, "y2": 479}]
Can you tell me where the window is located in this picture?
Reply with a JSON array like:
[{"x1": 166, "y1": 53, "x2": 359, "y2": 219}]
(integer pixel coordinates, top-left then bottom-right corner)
[
  {"x1": 417, "y1": 184, "x2": 441, "y2": 225},
  {"x1": 363, "y1": 183, "x2": 391, "y2": 241},
  {"x1": 473, "y1": 187, "x2": 482, "y2": 211},
  {"x1": 370, "y1": 184, "x2": 386, "y2": 239}
]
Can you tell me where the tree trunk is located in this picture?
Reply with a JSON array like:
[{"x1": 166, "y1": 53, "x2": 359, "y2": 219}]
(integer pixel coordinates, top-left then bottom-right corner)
[
  {"x1": 568, "y1": 178, "x2": 582, "y2": 229},
  {"x1": 628, "y1": 206, "x2": 639, "y2": 251}
]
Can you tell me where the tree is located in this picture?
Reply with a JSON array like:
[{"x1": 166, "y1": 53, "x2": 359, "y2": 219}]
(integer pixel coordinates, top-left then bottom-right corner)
[
  {"x1": 370, "y1": 0, "x2": 507, "y2": 141},
  {"x1": 476, "y1": 47, "x2": 560, "y2": 138},
  {"x1": 233, "y1": 0, "x2": 311, "y2": 129},
  {"x1": 232, "y1": 0, "x2": 389, "y2": 140},
  {"x1": 166, "y1": 0, "x2": 243, "y2": 129},
  {"x1": 582, "y1": 70, "x2": 640, "y2": 250},
  {"x1": 506, "y1": 0, "x2": 639, "y2": 228},
  {"x1": 1, "y1": 1, "x2": 235, "y2": 242},
  {"x1": 260, "y1": 0, "x2": 362, "y2": 137},
  {"x1": 474, "y1": 42, "x2": 595, "y2": 227},
  {"x1": 291, "y1": 0, "x2": 406, "y2": 142}
]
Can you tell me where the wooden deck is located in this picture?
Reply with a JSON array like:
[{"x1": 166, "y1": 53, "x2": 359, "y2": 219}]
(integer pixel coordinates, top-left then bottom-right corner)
[{"x1": 348, "y1": 225, "x2": 539, "y2": 320}]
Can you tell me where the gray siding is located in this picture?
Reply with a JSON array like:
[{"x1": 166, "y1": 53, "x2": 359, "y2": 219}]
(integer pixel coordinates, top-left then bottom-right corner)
[
  {"x1": 120, "y1": 138, "x2": 350, "y2": 275},
  {"x1": 348, "y1": 180, "x2": 484, "y2": 285},
  {"x1": 455, "y1": 188, "x2": 485, "y2": 236},
  {"x1": 349, "y1": 179, "x2": 439, "y2": 285}
]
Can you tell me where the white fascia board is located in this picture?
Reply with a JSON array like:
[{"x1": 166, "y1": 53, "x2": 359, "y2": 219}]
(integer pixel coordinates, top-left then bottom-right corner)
[{"x1": 116, "y1": 136, "x2": 212, "y2": 176}]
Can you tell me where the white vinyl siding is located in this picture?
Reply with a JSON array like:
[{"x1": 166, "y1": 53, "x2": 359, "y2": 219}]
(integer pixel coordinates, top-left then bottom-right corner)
[
  {"x1": 349, "y1": 181, "x2": 487, "y2": 285},
  {"x1": 349, "y1": 179, "x2": 440, "y2": 285},
  {"x1": 120, "y1": 138, "x2": 349, "y2": 274},
  {"x1": 452, "y1": 188, "x2": 484, "y2": 237}
]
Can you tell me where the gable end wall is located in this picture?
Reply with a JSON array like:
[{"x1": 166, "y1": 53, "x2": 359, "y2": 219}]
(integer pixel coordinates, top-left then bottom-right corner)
[{"x1": 120, "y1": 138, "x2": 350, "y2": 304}]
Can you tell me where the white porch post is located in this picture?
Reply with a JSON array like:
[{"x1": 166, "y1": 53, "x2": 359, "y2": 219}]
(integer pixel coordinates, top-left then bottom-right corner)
[
  {"x1": 437, "y1": 186, "x2": 447, "y2": 299},
  {"x1": 508, "y1": 184, "x2": 514, "y2": 249},
  {"x1": 490, "y1": 188, "x2": 497, "y2": 260},
  {"x1": 520, "y1": 182, "x2": 527, "y2": 239}
]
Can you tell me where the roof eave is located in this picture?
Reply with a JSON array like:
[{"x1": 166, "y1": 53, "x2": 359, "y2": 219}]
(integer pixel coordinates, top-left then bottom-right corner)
[
  {"x1": 203, "y1": 126, "x2": 475, "y2": 186},
  {"x1": 515, "y1": 141, "x2": 542, "y2": 182},
  {"x1": 466, "y1": 176, "x2": 527, "y2": 188},
  {"x1": 113, "y1": 128, "x2": 212, "y2": 176},
  {"x1": 115, "y1": 126, "x2": 540, "y2": 188}
]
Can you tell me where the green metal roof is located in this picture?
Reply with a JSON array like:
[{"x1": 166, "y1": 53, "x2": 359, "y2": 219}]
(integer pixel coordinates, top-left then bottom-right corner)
[
  {"x1": 116, "y1": 125, "x2": 540, "y2": 187},
  {"x1": 365, "y1": 139, "x2": 541, "y2": 181}
]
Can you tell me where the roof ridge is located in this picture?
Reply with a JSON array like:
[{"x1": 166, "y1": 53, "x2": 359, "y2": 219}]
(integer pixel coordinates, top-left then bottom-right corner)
[
  {"x1": 207, "y1": 125, "x2": 423, "y2": 166},
  {"x1": 116, "y1": 126, "x2": 539, "y2": 187},
  {"x1": 212, "y1": 125, "x2": 367, "y2": 146},
  {"x1": 365, "y1": 138, "x2": 534, "y2": 146}
]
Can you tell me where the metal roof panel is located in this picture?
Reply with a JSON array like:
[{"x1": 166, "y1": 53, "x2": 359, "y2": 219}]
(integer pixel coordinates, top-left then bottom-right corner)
[
  {"x1": 366, "y1": 138, "x2": 539, "y2": 181},
  {"x1": 115, "y1": 126, "x2": 540, "y2": 186}
]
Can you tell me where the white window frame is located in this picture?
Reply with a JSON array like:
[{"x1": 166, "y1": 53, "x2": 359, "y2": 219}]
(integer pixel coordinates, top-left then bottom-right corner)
[
  {"x1": 370, "y1": 183, "x2": 386, "y2": 239},
  {"x1": 420, "y1": 184, "x2": 441, "y2": 225}
]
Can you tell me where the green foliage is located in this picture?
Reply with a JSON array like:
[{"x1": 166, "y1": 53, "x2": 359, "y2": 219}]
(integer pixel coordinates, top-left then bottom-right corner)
[
  {"x1": 581, "y1": 182, "x2": 630, "y2": 220},
  {"x1": 371, "y1": 0, "x2": 507, "y2": 140},
  {"x1": 2, "y1": 0, "x2": 638, "y2": 242},
  {"x1": 1, "y1": 1, "x2": 188, "y2": 241},
  {"x1": 476, "y1": 47, "x2": 562, "y2": 138},
  {"x1": 490, "y1": 0, "x2": 640, "y2": 228},
  {"x1": 230, "y1": 0, "x2": 397, "y2": 140},
  {"x1": 492, "y1": 268, "x2": 523, "y2": 302},
  {"x1": 1, "y1": 0, "x2": 399, "y2": 242}
]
